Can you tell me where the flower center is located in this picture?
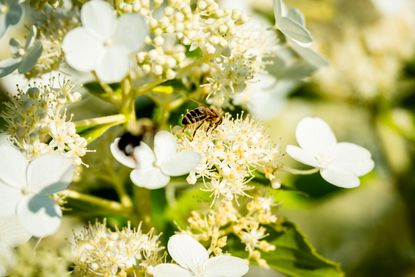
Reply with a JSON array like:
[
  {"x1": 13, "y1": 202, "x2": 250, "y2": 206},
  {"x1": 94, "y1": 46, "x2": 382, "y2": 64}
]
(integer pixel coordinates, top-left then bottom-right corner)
[
  {"x1": 0, "y1": 4, "x2": 9, "y2": 14},
  {"x1": 21, "y1": 186, "x2": 33, "y2": 196},
  {"x1": 103, "y1": 39, "x2": 113, "y2": 47},
  {"x1": 153, "y1": 160, "x2": 162, "y2": 168},
  {"x1": 18, "y1": 48, "x2": 26, "y2": 57},
  {"x1": 191, "y1": 263, "x2": 206, "y2": 277}
]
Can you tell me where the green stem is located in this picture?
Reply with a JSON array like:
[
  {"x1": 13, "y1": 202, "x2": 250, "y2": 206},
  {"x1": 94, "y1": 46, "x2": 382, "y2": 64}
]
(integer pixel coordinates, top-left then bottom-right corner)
[
  {"x1": 74, "y1": 114, "x2": 126, "y2": 128},
  {"x1": 61, "y1": 189, "x2": 131, "y2": 215},
  {"x1": 134, "y1": 54, "x2": 214, "y2": 97},
  {"x1": 281, "y1": 165, "x2": 320, "y2": 175},
  {"x1": 120, "y1": 77, "x2": 138, "y2": 133},
  {"x1": 98, "y1": 165, "x2": 133, "y2": 209},
  {"x1": 93, "y1": 71, "x2": 120, "y2": 105},
  {"x1": 133, "y1": 186, "x2": 153, "y2": 231}
]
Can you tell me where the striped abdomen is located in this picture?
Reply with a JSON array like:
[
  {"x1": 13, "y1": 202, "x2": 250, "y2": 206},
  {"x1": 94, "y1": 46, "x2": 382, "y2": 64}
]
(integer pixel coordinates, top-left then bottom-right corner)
[{"x1": 182, "y1": 107, "x2": 210, "y2": 125}]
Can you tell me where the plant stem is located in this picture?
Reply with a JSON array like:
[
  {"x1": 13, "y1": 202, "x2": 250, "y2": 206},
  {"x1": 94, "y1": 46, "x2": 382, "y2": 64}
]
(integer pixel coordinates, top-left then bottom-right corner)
[
  {"x1": 133, "y1": 186, "x2": 153, "y2": 231},
  {"x1": 134, "y1": 54, "x2": 214, "y2": 97},
  {"x1": 281, "y1": 165, "x2": 319, "y2": 175},
  {"x1": 120, "y1": 77, "x2": 138, "y2": 133},
  {"x1": 60, "y1": 189, "x2": 131, "y2": 215},
  {"x1": 93, "y1": 71, "x2": 120, "y2": 105},
  {"x1": 74, "y1": 114, "x2": 126, "y2": 128}
]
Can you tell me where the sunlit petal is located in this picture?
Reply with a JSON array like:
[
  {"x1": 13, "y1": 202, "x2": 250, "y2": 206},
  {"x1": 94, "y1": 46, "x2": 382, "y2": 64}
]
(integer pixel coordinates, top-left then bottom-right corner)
[
  {"x1": 167, "y1": 234, "x2": 209, "y2": 270},
  {"x1": 17, "y1": 195, "x2": 62, "y2": 237}
]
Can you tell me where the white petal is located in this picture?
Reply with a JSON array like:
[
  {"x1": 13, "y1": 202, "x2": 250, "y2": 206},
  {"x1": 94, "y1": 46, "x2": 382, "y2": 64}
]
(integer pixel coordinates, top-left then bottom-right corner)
[
  {"x1": 17, "y1": 195, "x2": 62, "y2": 237},
  {"x1": 130, "y1": 168, "x2": 170, "y2": 189},
  {"x1": 0, "y1": 57, "x2": 21, "y2": 77},
  {"x1": 296, "y1": 117, "x2": 336, "y2": 155},
  {"x1": 0, "y1": 183, "x2": 22, "y2": 217},
  {"x1": 112, "y1": 13, "x2": 147, "y2": 52},
  {"x1": 161, "y1": 152, "x2": 201, "y2": 176},
  {"x1": 320, "y1": 168, "x2": 360, "y2": 188},
  {"x1": 278, "y1": 17, "x2": 312, "y2": 44},
  {"x1": 327, "y1": 143, "x2": 375, "y2": 176},
  {"x1": 134, "y1": 142, "x2": 155, "y2": 169},
  {"x1": 286, "y1": 145, "x2": 318, "y2": 168},
  {"x1": 110, "y1": 138, "x2": 136, "y2": 168},
  {"x1": 205, "y1": 255, "x2": 249, "y2": 277},
  {"x1": 81, "y1": 0, "x2": 116, "y2": 39},
  {"x1": 154, "y1": 131, "x2": 178, "y2": 164},
  {"x1": 95, "y1": 46, "x2": 129, "y2": 83},
  {"x1": 0, "y1": 217, "x2": 31, "y2": 247},
  {"x1": 62, "y1": 27, "x2": 105, "y2": 72},
  {"x1": 0, "y1": 136, "x2": 27, "y2": 189},
  {"x1": 152, "y1": 264, "x2": 192, "y2": 277},
  {"x1": 0, "y1": 246, "x2": 15, "y2": 277},
  {"x1": 273, "y1": 0, "x2": 284, "y2": 19},
  {"x1": 26, "y1": 154, "x2": 74, "y2": 194},
  {"x1": 290, "y1": 41, "x2": 328, "y2": 68},
  {"x1": 287, "y1": 8, "x2": 306, "y2": 26},
  {"x1": 167, "y1": 234, "x2": 209, "y2": 271}
]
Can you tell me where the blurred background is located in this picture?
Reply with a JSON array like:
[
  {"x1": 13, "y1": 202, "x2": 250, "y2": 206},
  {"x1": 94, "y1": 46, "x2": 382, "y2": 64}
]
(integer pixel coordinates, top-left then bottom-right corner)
[
  {"x1": 1, "y1": 0, "x2": 415, "y2": 276},
  {"x1": 253, "y1": 0, "x2": 415, "y2": 276}
]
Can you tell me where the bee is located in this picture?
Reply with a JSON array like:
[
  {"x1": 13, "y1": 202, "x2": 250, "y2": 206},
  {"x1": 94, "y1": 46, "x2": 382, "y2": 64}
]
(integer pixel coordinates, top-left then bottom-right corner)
[
  {"x1": 117, "y1": 131, "x2": 143, "y2": 156},
  {"x1": 116, "y1": 119, "x2": 156, "y2": 157},
  {"x1": 182, "y1": 106, "x2": 223, "y2": 136}
]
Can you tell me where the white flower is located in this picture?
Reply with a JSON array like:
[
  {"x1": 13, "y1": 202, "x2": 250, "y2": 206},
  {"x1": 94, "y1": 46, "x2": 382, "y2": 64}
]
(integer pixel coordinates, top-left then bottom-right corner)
[
  {"x1": 0, "y1": 216, "x2": 31, "y2": 276},
  {"x1": 273, "y1": 0, "x2": 327, "y2": 67},
  {"x1": 233, "y1": 74, "x2": 296, "y2": 120},
  {"x1": 111, "y1": 131, "x2": 201, "y2": 189},
  {"x1": 0, "y1": 26, "x2": 43, "y2": 77},
  {"x1": 153, "y1": 234, "x2": 249, "y2": 277},
  {"x1": 0, "y1": 136, "x2": 74, "y2": 237},
  {"x1": 62, "y1": 0, "x2": 147, "y2": 83},
  {"x1": 286, "y1": 117, "x2": 375, "y2": 188}
]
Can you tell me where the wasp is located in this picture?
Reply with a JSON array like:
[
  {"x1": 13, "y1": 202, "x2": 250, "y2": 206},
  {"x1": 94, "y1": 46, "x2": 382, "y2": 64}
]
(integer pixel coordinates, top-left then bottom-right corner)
[{"x1": 182, "y1": 106, "x2": 223, "y2": 136}]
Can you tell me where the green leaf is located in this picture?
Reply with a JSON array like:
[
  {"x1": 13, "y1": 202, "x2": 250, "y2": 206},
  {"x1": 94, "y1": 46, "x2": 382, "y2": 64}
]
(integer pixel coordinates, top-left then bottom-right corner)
[
  {"x1": 77, "y1": 121, "x2": 121, "y2": 144},
  {"x1": 165, "y1": 185, "x2": 211, "y2": 227},
  {"x1": 229, "y1": 221, "x2": 344, "y2": 277}
]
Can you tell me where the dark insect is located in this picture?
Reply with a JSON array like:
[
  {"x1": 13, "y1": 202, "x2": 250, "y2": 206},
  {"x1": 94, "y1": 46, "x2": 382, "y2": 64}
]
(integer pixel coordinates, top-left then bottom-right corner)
[
  {"x1": 117, "y1": 132, "x2": 143, "y2": 156},
  {"x1": 182, "y1": 106, "x2": 223, "y2": 136}
]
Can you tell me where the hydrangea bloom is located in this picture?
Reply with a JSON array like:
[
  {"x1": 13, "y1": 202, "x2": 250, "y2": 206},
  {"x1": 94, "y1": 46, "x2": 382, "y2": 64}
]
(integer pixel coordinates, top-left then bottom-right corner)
[
  {"x1": 111, "y1": 131, "x2": 201, "y2": 189},
  {"x1": 0, "y1": 136, "x2": 74, "y2": 237},
  {"x1": 286, "y1": 117, "x2": 375, "y2": 188},
  {"x1": 273, "y1": 0, "x2": 327, "y2": 67},
  {"x1": 0, "y1": 26, "x2": 43, "y2": 78},
  {"x1": 62, "y1": 0, "x2": 147, "y2": 83},
  {"x1": 152, "y1": 234, "x2": 249, "y2": 277}
]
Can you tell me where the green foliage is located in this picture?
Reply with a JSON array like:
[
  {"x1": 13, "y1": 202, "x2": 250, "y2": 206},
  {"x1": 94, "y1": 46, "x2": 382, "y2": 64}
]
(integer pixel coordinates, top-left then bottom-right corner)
[
  {"x1": 263, "y1": 222, "x2": 343, "y2": 277},
  {"x1": 77, "y1": 121, "x2": 122, "y2": 144},
  {"x1": 166, "y1": 185, "x2": 343, "y2": 276}
]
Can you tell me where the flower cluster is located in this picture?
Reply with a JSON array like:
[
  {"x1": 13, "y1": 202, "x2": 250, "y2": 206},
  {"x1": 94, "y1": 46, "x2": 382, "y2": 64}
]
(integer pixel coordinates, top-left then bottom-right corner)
[
  {"x1": 73, "y1": 221, "x2": 163, "y2": 276},
  {"x1": 177, "y1": 113, "x2": 281, "y2": 202},
  {"x1": 25, "y1": 5, "x2": 79, "y2": 78},
  {"x1": 187, "y1": 195, "x2": 278, "y2": 268},
  {"x1": 9, "y1": 242, "x2": 73, "y2": 277},
  {"x1": 1, "y1": 77, "x2": 87, "y2": 166}
]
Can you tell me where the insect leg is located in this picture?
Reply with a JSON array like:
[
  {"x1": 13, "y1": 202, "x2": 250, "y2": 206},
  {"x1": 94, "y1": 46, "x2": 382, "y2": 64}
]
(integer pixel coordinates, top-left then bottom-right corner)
[{"x1": 192, "y1": 122, "x2": 205, "y2": 137}]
